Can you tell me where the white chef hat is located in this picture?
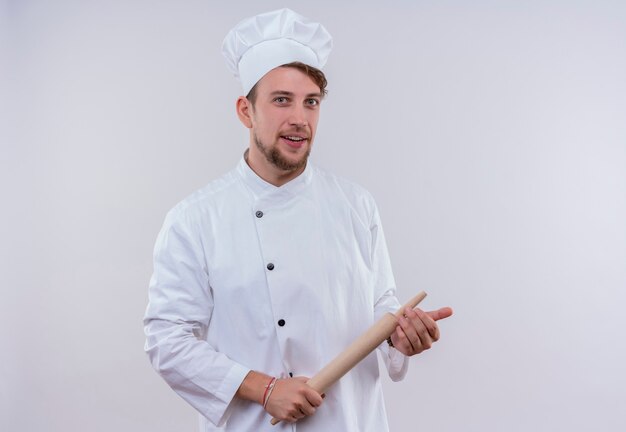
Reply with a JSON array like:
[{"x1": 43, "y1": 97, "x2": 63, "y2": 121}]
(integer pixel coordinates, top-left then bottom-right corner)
[{"x1": 222, "y1": 8, "x2": 333, "y2": 95}]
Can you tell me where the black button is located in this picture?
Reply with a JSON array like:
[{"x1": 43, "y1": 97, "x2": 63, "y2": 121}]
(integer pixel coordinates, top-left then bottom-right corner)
[
  {"x1": 289, "y1": 372, "x2": 293, "y2": 377},
  {"x1": 278, "y1": 319, "x2": 285, "y2": 327},
  {"x1": 267, "y1": 263, "x2": 275, "y2": 271},
  {"x1": 255, "y1": 211, "x2": 263, "y2": 218}
]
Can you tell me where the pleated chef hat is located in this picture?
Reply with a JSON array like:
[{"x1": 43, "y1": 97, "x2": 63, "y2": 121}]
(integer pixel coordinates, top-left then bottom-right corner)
[{"x1": 222, "y1": 8, "x2": 333, "y2": 95}]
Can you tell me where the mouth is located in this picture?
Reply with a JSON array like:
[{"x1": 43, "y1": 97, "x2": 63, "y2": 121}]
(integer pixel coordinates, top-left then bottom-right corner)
[{"x1": 280, "y1": 135, "x2": 308, "y2": 149}]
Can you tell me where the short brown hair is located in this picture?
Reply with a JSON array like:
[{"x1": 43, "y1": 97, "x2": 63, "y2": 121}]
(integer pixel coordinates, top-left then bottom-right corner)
[{"x1": 246, "y1": 61, "x2": 328, "y2": 106}]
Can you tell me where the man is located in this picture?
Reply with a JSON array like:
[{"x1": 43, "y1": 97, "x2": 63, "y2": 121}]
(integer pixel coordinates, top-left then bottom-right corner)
[{"x1": 144, "y1": 8, "x2": 452, "y2": 431}]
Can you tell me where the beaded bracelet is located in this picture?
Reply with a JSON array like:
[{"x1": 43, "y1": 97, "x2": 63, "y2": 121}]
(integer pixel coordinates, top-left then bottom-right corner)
[{"x1": 387, "y1": 336, "x2": 394, "y2": 348}]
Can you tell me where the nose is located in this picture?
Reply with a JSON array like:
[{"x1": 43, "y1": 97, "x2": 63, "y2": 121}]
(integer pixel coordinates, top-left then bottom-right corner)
[{"x1": 288, "y1": 105, "x2": 308, "y2": 128}]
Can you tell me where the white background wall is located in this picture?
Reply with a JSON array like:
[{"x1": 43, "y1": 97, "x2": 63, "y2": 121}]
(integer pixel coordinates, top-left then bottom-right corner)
[{"x1": 2, "y1": 0, "x2": 625, "y2": 431}]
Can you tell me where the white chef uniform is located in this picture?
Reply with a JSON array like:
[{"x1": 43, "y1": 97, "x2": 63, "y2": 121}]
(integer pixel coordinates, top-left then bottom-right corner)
[{"x1": 144, "y1": 156, "x2": 409, "y2": 431}]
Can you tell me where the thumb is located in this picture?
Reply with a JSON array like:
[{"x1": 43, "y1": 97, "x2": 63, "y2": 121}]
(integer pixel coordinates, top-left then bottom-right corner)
[{"x1": 427, "y1": 307, "x2": 453, "y2": 321}]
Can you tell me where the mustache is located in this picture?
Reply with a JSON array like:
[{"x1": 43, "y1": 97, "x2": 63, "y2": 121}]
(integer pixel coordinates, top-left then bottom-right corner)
[{"x1": 279, "y1": 130, "x2": 310, "y2": 139}]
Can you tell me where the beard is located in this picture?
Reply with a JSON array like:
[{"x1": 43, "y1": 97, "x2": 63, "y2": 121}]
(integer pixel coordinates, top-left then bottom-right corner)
[{"x1": 253, "y1": 134, "x2": 310, "y2": 172}]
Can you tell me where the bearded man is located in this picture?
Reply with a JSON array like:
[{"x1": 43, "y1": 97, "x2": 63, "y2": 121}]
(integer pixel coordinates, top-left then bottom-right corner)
[{"x1": 144, "y1": 8, "x2": 452, "y2": 431}]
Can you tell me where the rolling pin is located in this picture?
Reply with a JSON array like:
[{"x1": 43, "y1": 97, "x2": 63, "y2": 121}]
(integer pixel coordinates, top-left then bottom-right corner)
[{"x1": 271, "y1": 291, "x2": 427, "y2": 425}]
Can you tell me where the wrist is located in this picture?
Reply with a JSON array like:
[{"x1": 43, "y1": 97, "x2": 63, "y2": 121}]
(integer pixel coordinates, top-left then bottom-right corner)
[{"x1": 262, "y1": 377, "x2": 278, "y2": 409}]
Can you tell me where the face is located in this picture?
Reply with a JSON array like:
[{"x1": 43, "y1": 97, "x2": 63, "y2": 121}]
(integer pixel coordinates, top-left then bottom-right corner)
[{"x1": 238, "y1": 66, "x2": 322, "y2": 181}]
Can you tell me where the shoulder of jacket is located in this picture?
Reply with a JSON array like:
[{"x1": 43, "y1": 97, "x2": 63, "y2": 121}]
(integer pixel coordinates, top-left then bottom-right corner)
[
  {"x1": 311, "y1": 165, "x2": 378, "y2": 217},
  {"x1": 314, "y1": 165, "x2": 375, "y2": 199},
  {"x1": 167, "y1": 168, "x2": 241, "y2": 220}
]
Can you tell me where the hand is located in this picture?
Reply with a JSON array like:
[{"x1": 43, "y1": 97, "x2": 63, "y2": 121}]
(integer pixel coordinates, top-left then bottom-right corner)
[
  {"x1": 264, "y1": 377, "x2": 324, "y2": 423},
  {"x1": 390, "y1": 307, "x2": 453, "y2": 356}
]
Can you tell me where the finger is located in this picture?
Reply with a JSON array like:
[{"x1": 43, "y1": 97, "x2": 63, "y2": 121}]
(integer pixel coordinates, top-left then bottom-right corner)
[
  {"x1": 304, "y1": 388, "x2": 323, "y2": 407},
  {"x1": 403, "y1": 310, "x2": 432, "y2": 350},
  {"x1": 392, "y1": 323, "x2": 413, "y2": 354},
  {"x1": 398, "y1": 315, "x2": 421, "y2": 353},
  {"x1": 414, "y1": 308, "x2": 440, "y2": 341},
  {"x1": 287, "y1": 404, "x2": 307, "y2": 420},
  {"x1": 281, "y1": 410, "x2": 298, "y2": 423},
  {"x1": 401, "y1": 308, "x2": 422, "y2": 343},
  {"x1": 298, "y1": 402, "x2": 316, "y2": 416},
  {"x1": 427, "y1": 307, "x2": 453, "y2": 321}
]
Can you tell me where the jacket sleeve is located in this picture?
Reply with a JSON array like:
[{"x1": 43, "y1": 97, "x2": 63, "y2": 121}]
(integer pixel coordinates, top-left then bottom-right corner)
[
  {"x1": 143, "y1": 206, "x2": 250, "y2": 426},
  {"x1": 368, "y1": 198, "x2": 410, "y2": 382}
]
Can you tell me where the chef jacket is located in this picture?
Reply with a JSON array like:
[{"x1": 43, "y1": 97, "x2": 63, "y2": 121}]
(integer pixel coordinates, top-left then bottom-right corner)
[{"x1": 144, "y1": 156, "x2": 409, "y2": 431}]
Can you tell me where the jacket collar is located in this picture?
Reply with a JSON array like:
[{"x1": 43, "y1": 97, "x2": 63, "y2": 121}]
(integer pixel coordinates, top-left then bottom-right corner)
[{"x1": 237, "y1": 150, "x2": 313, "y2": 200}]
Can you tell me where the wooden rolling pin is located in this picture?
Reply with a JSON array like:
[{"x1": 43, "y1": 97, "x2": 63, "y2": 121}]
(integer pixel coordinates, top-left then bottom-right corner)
[{"x1": 271, "y1": 291, "x2": 427, "y2": 425}]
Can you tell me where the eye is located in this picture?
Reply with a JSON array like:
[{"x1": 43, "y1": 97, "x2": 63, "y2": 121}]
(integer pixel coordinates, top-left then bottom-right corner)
[
  {"x1": 274, "y1": 96, "x2": 288, "y2": 104},
  {"x1": 306, "y1": 98, "x2": 320, "y2": 106}
]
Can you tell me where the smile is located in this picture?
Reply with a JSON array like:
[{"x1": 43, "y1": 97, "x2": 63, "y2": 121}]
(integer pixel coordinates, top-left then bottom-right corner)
[
  {"x1": 282, "y1": 135, "x2": 306, "y2": 142},
  {"x1": 280, "y1": 135, "x2": 308, "y2": 149}
]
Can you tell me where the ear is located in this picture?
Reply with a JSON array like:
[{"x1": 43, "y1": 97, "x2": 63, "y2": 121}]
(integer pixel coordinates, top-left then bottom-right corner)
[{"x1": 236, "y1": 96, "x2": 253, "y2": 129}]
